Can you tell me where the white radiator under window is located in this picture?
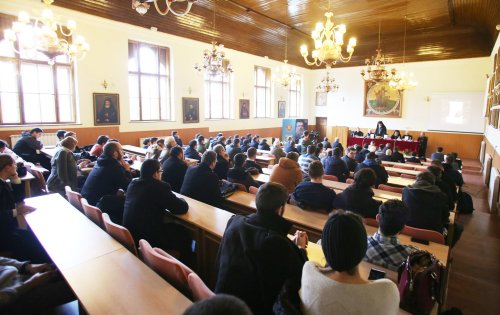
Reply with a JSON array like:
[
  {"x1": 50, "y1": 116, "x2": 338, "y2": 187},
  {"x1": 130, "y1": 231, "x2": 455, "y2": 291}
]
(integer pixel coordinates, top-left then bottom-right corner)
[
  {"x1": 488, "y1": 167, "x2": 500, "y2": 213},
  {"x1": 10, "y1": 133, "x2": 58, "y2": 147}
]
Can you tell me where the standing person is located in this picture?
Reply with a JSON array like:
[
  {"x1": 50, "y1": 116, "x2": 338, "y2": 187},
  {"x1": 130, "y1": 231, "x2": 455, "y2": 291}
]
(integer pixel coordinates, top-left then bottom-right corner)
[
  {"x1": 374, "y1": 121, "x2": 387, "y2": 138},
  {"x1": 299, "y1": 131, "x2": 313, "y2": 155},
  {"x1": 161, "y1": 147, "x2": 188, "y2": 193},
  {"x1": 417, "y1": 132, "x2": 428, "y2": 158},
  {"x1": 269, "y1": 152, "x2": 303, "y2": 193},
  {"x1": 13, "y1": 128, "x2": 49, "y2": 170},
  {"x1": 300, "y1": 211, "x2": 399, "y2": 315},
  {"x1": 215, "y1": 182, "x2": 308, "y2": 315},
  {"x1": 322, "y1": 147, "x2": 349, "y2": 182},
  {"x1": 89, "y1": 135, "x2": 109, "y2": 158}
]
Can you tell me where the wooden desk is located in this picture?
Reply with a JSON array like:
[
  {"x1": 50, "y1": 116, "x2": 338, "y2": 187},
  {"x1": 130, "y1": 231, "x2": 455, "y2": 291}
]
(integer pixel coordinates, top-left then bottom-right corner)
[
  {"x1": 262, "y1": 167, "x2": 272, "y2": 175},
  {"x1": 255, "y1": 155, "x2": 275, "y2": 166},
  {"x1": 185, "y1": 158, "x2": 199, "y2": 166},
  {"x1": 382, "y1": 161, "x2": 428, "y2": 171},
  {"x1": 321, "y1": 179, "x2": 403, "y2": 200},
  {"x1": 388, "y1": 175, "x2": 415, "y2": 187},
  {"x1": 19, "y1": 172, "x2": 35, "y2": 197},
  {"x1": 41, "y1": 147, "x2": 57, "y2": 159},
  {"x1": 385, "y1": 167, "x2": 422, "y2": 176},
  {"x1": 122, "y1": 145, "x2": 147, "y2": 156}
]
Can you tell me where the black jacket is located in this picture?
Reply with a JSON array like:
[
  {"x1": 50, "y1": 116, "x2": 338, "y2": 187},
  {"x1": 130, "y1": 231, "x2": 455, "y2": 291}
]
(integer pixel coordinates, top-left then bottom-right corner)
[
  {"x1": 0, "y1": 180, "x2": 24, "y2": 247},
  {"x1": 405, "y1": 156, "x2": 421, "y2": 164},
  {"x1": 341, "y1": 155, "x2": 357, "y2": 172},
  {"x1": 123, "y1": 178, "x2": 188, "y2": 246},
  {"x1": 13, "y1": 133, "x2": 43, "y2": 163},
  {"x1": 333, "y1": 184, "x2": 382, "y2": 218},
  {"x1": 284, "y1": 142, "x2": 299, "y2": 154},
  {"x1": 392, "y1": 151, "x2": 405, "y2": 163},
  {"x1": 227, "y1": 166, "x2": 259, "y2": 190},
  {"x1": 243, "y1": 160, "x2": 263, "y2": 174},
  {"x1": 258, "y1": 142, "x2": 270, "y2": 151},
  {"x1": 354, "y1": 160, "x2": 388, "y2": 187},
  {"x1": 322, "y1": 156, "x2": 349, "y2": 182},
  {"x1": 291, "y1": 182, "x2": 336, "y2": 213},
  {"x1": 215, "y1": 213, "x2": 307, "y2": 315},
  {"x1": 81, "y1": 155, "x2": 132, "y2": 205},
  {"x1": 180, "y1": 163, "x2": 223, "y2": 207},
  {"x1": 214, "y1": 155, "x2": 230, "y2": 180},
  {"x1": 162, "y1": 156, "x2": 188, "y2": 193},
  {"x1": 184, "y1": 147, "x2": 201, "y2": 162},
  {"x1": 402, "y1": 186, "x2": 450, "y2": 233},
  {"x1": 227, "y1": 145, "x2": 243, "y2": 161}
]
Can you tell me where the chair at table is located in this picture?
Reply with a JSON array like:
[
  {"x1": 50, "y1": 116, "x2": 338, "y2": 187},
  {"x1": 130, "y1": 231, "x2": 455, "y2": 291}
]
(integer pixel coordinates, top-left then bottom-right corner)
[
  {"x1": 401, "y1": 225, "x2": 445, "y2": 244},
  {"x1": 378, "y1": 184, "x2": 403, "y2": 194},
  {"x1": 248, "y1": 186, "x2": 259, "y2": 195},
  {"x1": 29, "y1": 168, "x2": 49, "y2": 196},
  {"x1": 346, "y1": 178, "x2": 354, "y2": 185},
  {"x1": 323, "y1": 175, "x2": 339, "y2": 182},
  {"x1": 81, "y1": 198, "x2": 105, "y2": 230},
  {"x1": 139, "y1": 239, "x2": 193, "y2": 298},
  {"x1": 401, "y1": 173, "x2": 417, "y2": 179},
  {"x1": 187, "y1": 272, "x2": 215, "y2": 302},
  {"x1": 102, "y1": 213, "x2": 138, "y2": 256},
  {"x1": 65, "y1": 186, "x2": 83, "y2": 212}
]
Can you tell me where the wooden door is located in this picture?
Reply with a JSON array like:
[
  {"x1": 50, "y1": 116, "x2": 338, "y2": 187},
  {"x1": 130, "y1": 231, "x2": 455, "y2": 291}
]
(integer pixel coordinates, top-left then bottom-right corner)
[{"x1": 316, "y1": 117, "x2": 328, "y2": 140}]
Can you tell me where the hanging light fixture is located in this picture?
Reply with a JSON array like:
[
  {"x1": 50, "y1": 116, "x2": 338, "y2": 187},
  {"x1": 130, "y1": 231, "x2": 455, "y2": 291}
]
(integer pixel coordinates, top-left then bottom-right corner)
[
  {"x1": 300, "y1": 0, "x2": 356, "y2": 68},
  {"x1": 389, "y1": 16, "x2": 418, "y2": 91},
  {"x1": 274, "y1": 28, "x2": 298, "y2": 87},
  {"x1": 194, "y1": 1, "x2": 233, "y2": 77},
  {"x1": 3, "y1": 0, "x2": 90, "y2": 65},
  {"x1": 361, "y1": 21, "x2": 395, "y2": 82},
  {"x1": 316, "y1": 71, "x2": 339, "y2": 93},
  {"x1": 132, "y1": 0, "x2": 197, "y2": 17}
]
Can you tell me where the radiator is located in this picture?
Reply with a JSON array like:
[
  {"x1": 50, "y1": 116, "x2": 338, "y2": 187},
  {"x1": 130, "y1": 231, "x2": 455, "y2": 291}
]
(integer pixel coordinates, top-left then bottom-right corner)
[
  {"x1": 483, "y1": 154, "x2": 492, "y2": 185},
  {"x1": 10, "y1": 133, "x2": 59, "y2": 147},
  {"x1": 488, "y1": 167, "x2": 500, "y2": 213}
]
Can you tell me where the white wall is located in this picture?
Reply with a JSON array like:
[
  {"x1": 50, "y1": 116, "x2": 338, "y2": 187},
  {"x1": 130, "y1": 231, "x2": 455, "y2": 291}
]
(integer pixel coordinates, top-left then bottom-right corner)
[
  {"x1": 312, "y1": 57, "x2": 490, "y2": 132},
  {"x1": 0, "y1": 0, "x2": 315, "y2": 132}
]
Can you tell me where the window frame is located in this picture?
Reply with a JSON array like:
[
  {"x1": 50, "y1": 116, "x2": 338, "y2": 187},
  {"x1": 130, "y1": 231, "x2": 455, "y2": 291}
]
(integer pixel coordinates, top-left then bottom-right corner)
[
  {"x1": 204, "y1": 73, "x2": 231, "y2": 120},
  {"x1": 288, "y1": 76, "x2": 302, "y2": 118},
  {"x1": 254, "y1": 65, "x2": 272, "y2": 118}
]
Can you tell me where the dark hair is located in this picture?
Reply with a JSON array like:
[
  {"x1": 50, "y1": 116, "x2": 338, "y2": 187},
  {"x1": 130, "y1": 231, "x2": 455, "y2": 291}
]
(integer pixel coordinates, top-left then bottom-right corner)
[
  {"x1": 97, "y1": 135, "x2": 109, "y2": 145},
  {"x1": 431, "y1": 159, "x2": 443, "y2": 168},
  {"x1": 286, "y1": 152, "x2": 299, "y2": 162},
  {"x1": 140, "y1": 159, "x2": 161, "y2": 179},
  {"x1": 427, "y1": 165, "x2": 443, "y2": 181},
  {"x1": 234, "y1": 153, "x2": 246, "y2": 167},
  {"x1": 0, "y1": 154, "x2": 15, "y2": 171},
  {"x1": 56, "y1": 130, "x2": 66, "y2": 139},
  {"x1": 378, "y1": 200, "x2": 408, "y2": 236},
  {"x1": 182, "y1": 294, "x2": 252, "y2": 315},
  {"x1": 354, "y1": 168, "x2": 376, "y2": 188},
  {"x1": 189, "y1": 140, "x2": 197, "y2": 148},
  {"x1": 143, "y1": 138, "x2": 151, "y2": 146},
  {"x1": 437, "y1": 146, "x2": 443, "y2": 152},
  {"x1": 366, "y1": 152, "x2": 376, "y2": 160},
  {"x1": 416, "y1": 171, "x2": 435, "y2": 184},
  {"x1": 333, "y1": 147, "x2": 341, "y2": 157},
  {"x1": 445, "y1": 155, "x2": 454, "y2": 164},
  {"x1": 308, "y1": 160, "x2": 324, "y2": 179},
  {"x1": 255, "y1": 182, "x2": 288, "y2": 216},
  {"x1": 170, "y1": 146, "x2": 183, "y2": 158},
  {"x1": 378, "y1": 144, "x2": 384, "y2": 150},
  {"x1": 102, "y1": 142, "x2": 121, "y2": 158},
  {"x1": 243, "y1": 139, "x2": 250, "y2": 145},
  {"x1": 172, "y1": 131, "x2": 178, "y2": 136},
  {"x1": 202, "y1": 150, "x2": 217, "y2": 165},
  {"x1": 322, "y1": 211, "x2": 367, "y2": 273},
  {"x1": 0, "y1": 140, "x2": 7, "y2": 149},
  {"x1": 233, "y1": 138, "x2": 240, "y2": 146},
  {"x1": 247, "y1": 147, "x2": 257, "y2": 158},
  {"x1": 303, "y1": 130, "x2": 309, "y2": 137},
  {"x1": 150, "y1": 137, "x2": 158, "y2": 143},
  {"x1": 323, "y1": 137, "x2": 328, "y2": 141},
  {"x1": 30, "y1": 128, "x2": 43, "y2": 134},
  {"x1": 307, "y1": 145, "x2": 315, "y2": 155},
  {"x1": 197, "y1": 136, "x2": 205, "y2": 144}
]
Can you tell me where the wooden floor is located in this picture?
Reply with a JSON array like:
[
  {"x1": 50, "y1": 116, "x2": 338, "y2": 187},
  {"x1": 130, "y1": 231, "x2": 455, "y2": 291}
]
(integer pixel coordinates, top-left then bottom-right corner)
[{"x1": 445, "y1": 159, "x2": 500, "y2": 314}]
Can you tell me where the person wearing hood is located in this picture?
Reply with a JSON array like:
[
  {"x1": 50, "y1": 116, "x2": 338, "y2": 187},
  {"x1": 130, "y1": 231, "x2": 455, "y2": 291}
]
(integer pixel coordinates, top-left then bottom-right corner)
[
  {"x1": 402, "y1": 171, "x2": 450, "y2": 234},
  {"x1": 13, "y1": 128, "x2": 49, "y2": 169},
  {"x1": 81, "y1": 141, "x2": 132, "y2": 206},
  {"x1": 269, "y1": 152, "x2": 303, "y2": 193},
  {"x1": 354, "y1": 152, "x2": 388, "y2": 187}
]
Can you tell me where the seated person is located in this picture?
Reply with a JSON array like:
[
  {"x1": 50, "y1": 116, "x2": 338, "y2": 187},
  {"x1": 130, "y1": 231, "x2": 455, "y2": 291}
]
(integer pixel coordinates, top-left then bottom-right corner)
[
  {"x1": 300, "y1": 211, "x2": 399, "y2": 315},
  {"x1": 374, "y1": 121, "x2": 388, "y2": 138},
  {"x1": 284, "y1": 136, "x2": 299, "y2": 154},
  {"x1": 226, "y1": 138, "x2": 242, "y2": 161},
  {"x1": 184, "y1": 140, "x2": 201, "y2": 162},
  {"x1": 89, "y1": 135, "x2": 109, "y2": 157},
  {"x1": 0, "y1": 140, "x2": 22, "y2": 162},
  {"x1": 240, "y1": 139, "x2": 250, "y2": 153},
  {"x1": 159, "y1": 136, "x2": 178, "y2": 164},
  {"x1": 392, "y1": 147, "x2": 405, "y2": 163},
  {"x1": 13, "y1": 128, "x2": 50, "y2": 170},
  {"x1": 443, "y1": 155, "x2": 464, "y2": 187},
  {"x1": 321, "y1": 137, "x2": 331, "y2": 149},
  {"x1": 379, "y1": 149, "x2": 395, "y2": 162},
  {"x1": 402, "y1": 130, "x2": 413, "y2": 141},
  {"x1": 270, "y1": 140, "x2": 286, "y2": 164},
  {"x1": 354, "y1": 152, "x2": 388, "y2": 187},
  {"x1": 243, "y1": 147, "x2": 262, "y2": 174},
  {"x1": 146, "y1": 138, "x2": 165, "y2": 160},
  {"x1": 182, "y1": 294, "x2": 252, "y2": 315},
  {"x1": 331, "y1": 137, "x2": 344, "y2": 154},
  {"x1": 227, "y1": 153, "x2": 260, "y2": 191},
  {"x1": 269, "y1": 152, "x2": 303, "y2": 193},
  {"x1": 250, "y1": 136, "x2": 260, "y2": 149},
  {"x1": 299, "y1": 131, "x2": 313, "y2": 155},
  {"x1": 298, "y1": 145, "x2": 320, "y2": 178},
  {"x1": 124, "y1": 159, "x2": 191, "y2": 262},
  {"x1": 431, "y1": 146, "x2": 445, "y2": 162},
  {"x1": 56, "y1": 130, "x2": 66, "y2": 145},
  {"x1": 354, "y1": 145, "x2": 365, "y2": 163},
  {"x1": 258, "y1": 139, "x2": 270, "y2": 151},
  {"x1": 172, "y1": 130, "x2": 183, "y2": 147},
  {"x1": 333, "y1": 168, "x2": 382, "y2": 218},
  {"x1": 427, "y1": 165, "x2": 455, "y2": 211},
  {"x1": 196, "y1": 135, "x2": 208, "y2": 154},
  {"x1": 0, "y1": 257, "x2": 74, "y2": 314},
  {"x1": 364, "y1": 200, "x2": 418, "y2": 271},
  {"x1": 342, "y1": 147, "x2": 357, "y2": 172},
  {"x1": 364, "y1": 129, "x2": 375, "y2": 138},
  {"x1": 213, "y1": 144, "x2": 230, "y2": 180},
  {"x1": 374, "y1": 144, "x2": 385, "y2": 157},
  {"x1": 142, "y1": 138, "x2": 151, "y2": 149},
  {"x1": 322, "y1": 147, "x2": 349, "y2": 182},
  {"x1": 181, "y1": 151, "x2": 223, "y2": 208},
  {"x1": 215, "y1": 182, "x2": 308, "y2": 315},
  {"x1": 390, "y1": 130, "x2": 402, "y2": 140},
  {"x1": 162, "y1": 146, "x2": 188, "y2": 193},
  {"x1": 402, "y1": 172, "x2": 449, "y2": 235},
  {"x1": 405, "y1": 151, "x2": 422, "y2": 164},
  {"x1": 351, "y1": 127, "x2": 364, "y2": 137},
  {"x1": 291, "y1": 161, "x2": 336, "y2": 213}
]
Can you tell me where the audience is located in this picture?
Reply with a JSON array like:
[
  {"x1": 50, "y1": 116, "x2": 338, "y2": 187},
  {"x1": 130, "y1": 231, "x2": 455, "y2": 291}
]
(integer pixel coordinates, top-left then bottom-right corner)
[
  {"x1": 431, "y1": 146, "x2": 445, "y2": 162},
  {"x1": 298, "y1": 145, "x2": 320, "y2": 179},
  {"x1": 227, "y1": 138, "x2": 242, "y2": 161},
  {"x1": 227, "y1": 153, "x2": 260, "y2": 190},
  {"x1": 269, "y1": 152, "x2": 302, "y2": 193},
  {"x1": 292, "y1": 161, "x2": 336, "y2": 213},
  {"x1": 322, "y1": 147, "x2": 349, "y2": 182},
  {"x1": 181, "y1": 151, "x2": 223, "y2": 207},
  {"x1": 243, "y1": 147, "x2": 263, "y2": 174},
  {"x1": 145, "y1": 138, "x2": 164, "y2": 160},
  {"x1": 333, "y1": 168, "x2": 382, "y2": 218},
  {"x1": 213, "y1": 144, "x2": 230, "y2": 180},
  {"x1": 215, "y1": 182, "x2": 308, "y2": 315},
  {"x1": 300, "y1": 211, "x2": 399, "y2": 315},
  {"x1": 342, "y1": 147, "x2": 357, "y2": 172},
  {"x1": 161, "y1": 146, "x2": 188, "y2": 193},
  {"x1": 354, "y1": 152, "x2": 388, "y2": 187},
  {"x1": 284, "y1": 136, "x2": 299, "y2": 154},
  {"x1": 240, "y1": 139, "x2": 251, "y2": 153},
  {"x1": 90, "y1": 135, "x2": 109, "y2": 157},
  {"x1": 427, "y1": 165, "x2": 455, "y2": 210},
  {"x1": 250, "y1": 136, "x2": 260, "y2": 149},
  {"x1": 142, "y1": 138, "x2": 151, "y2": 149},
  {"x1": 158, "y1": 136, "x2": 177, "y2": 164},
  {"x1": 184, "y1": 140, "x2": 201, "y2": 162},
  {"x1": 364, "y1": 200, "x2": 418, "y2": 271},
  {"x1": 332, "y1": 137, "x2": 344, "y2": 153},
  {"x1": 270, "y1": 140, "x2": 286, "y2": 164}
]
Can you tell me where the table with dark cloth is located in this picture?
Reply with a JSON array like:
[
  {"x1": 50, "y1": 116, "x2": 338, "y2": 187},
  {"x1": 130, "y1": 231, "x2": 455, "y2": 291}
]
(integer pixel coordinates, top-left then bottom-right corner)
[{"x1": 347, "y1": 137, "x2": 419, "y2": 153}]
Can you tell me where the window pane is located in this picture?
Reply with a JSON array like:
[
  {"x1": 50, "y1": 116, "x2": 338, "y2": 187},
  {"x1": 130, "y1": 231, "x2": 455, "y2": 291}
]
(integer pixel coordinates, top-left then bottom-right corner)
[
  {"x1": 128, "y1": 42, "x2": 138, "y2": 72},
  {"x1": 160, "y1": 77, "x2": 169, "y2": 120},
  {"x1": 58, "y1": 94, "x2": 72, "y2": 122},
  {"x1": 0, "y1": 40, "x2": 15, "y2": 58},
  {"x1": 139, "y1": 44, "x2": 158, "y2": 74},
  {"x1": 140, "y1": 75, "x2": 160, "y2": 120},
  {"x1": 1, "y1": 93, "x2": 20, "y2": 123}
]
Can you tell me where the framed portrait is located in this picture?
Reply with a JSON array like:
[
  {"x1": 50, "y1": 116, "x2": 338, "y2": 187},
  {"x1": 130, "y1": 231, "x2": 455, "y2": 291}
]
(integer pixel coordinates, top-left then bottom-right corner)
[
  {"x1": 239, "y1": 99, "x2": 250, "y2": 119},
  {"x1": 316, "y1": 92, "x2": 327, "y2": 106},
  {"x1": 363, "y1": 81, "x2": 402, "y2": 118},
  {"x1": 93, "y1": 93, "x2": 120, "y2": 125},
  {"x1": 182, "y1": 97, "x2": 199, "y2": 123},
  {"x1": 278, "y1": 101, "x2": 286, "y2": 118}
]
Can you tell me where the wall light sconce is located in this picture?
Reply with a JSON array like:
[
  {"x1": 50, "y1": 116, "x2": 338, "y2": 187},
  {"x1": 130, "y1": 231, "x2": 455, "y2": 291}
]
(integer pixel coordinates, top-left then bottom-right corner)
[
  {"x1": 425, "y1": 96, "x2": 431, "y2": 102},
  {"x1": 102, "y1": 80, "x2": 108, "y2": 90}
]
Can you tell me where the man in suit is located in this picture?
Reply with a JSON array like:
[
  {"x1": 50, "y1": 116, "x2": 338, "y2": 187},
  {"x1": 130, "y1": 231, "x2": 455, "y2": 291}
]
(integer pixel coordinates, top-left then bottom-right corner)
[
  {"x1": 181, "y1": 150, "x2": 223, "y2": 207},
  {"x1": 417, "y1": 132, "x2": 428, "y2": 158}
]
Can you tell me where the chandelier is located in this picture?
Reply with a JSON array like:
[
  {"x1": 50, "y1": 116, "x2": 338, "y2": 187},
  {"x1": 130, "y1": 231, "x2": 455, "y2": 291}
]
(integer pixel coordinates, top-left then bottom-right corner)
[
  {"x1": 274, "y1": 29, "x2": 298, "y2": 87},
  {"x1": 132, "y1": 0, "x2": 196, "y2": 17},
  {"x1": 3, "y1": 0, "x2": 89, "y2": 65},
  {"x1": 389, "y1": 16, "x2": 418, "y2": 91},
  {"x1": 361, "y1": 21, "x2": 395, "y2": 82},
  {"x1": 300, "y1": 11, "x2": 356, "y2": 68},
  {"x1": 316, "y1": 71, "x2": 339, "y2": 93},
  {"x1": 194, "y1": 2, "x2": 232, "y2": 77}
]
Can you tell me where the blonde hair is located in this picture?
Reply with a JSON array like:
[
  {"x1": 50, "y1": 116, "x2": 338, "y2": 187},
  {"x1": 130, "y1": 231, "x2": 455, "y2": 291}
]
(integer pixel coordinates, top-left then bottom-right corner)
[{"x1": 165, "y1": 136, "x2": 176, "y2": 148}]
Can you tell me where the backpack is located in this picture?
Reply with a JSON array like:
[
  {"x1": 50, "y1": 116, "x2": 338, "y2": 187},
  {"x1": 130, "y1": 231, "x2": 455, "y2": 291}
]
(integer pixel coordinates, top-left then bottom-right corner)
[{"x1": 457, "y1": 191, "x2": 474, "y2": 214}]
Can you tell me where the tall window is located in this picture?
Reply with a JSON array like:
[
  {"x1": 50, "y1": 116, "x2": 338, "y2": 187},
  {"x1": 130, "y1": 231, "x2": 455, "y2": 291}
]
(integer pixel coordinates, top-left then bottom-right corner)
[
  {"x1": 128, "y1": 41, "x2": 171, "y2": 121},
  {"x1": 254, "y1": 66, "x2": 271, "y2": 118},
  {"x1": 0, "y1": 17, "x2": 75, "y2": 125},
  {"x1": 288, "y1": 76, "x2": 301, "y2": 117},
  {"x1": 205, "y1": 74, "x2": 231, "y2": 119}
]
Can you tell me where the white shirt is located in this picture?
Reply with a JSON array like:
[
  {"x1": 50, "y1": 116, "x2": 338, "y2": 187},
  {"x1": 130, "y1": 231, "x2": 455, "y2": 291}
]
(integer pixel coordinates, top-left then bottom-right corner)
[{"x1": 300, "y1": 261, "x2": 400, "y2": 315}]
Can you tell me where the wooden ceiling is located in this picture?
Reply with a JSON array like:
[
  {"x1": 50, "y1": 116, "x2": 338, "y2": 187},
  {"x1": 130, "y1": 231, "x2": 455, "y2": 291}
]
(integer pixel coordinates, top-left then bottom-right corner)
[{"x1": 52, "y1": 0, "x2": 500, "y2": 68}]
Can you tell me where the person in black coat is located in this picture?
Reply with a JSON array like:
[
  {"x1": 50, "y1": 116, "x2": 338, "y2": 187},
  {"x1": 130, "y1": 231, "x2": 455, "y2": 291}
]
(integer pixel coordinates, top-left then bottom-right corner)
[
  {"x1": 342, "y1": 147, "x2": 358, "y2": 172},
  {"x1": 227, "y1": 153, "x2": 260, "y2": 190},
  {"x1": 322, "y1": 147, "x2": 349, "y2": 182},
  {"x1": 406, "y1": 151, "x2": 422, "y2": 164},
  {"x1": 331, "y1": 137, "x2": 344, "y2": 154},
  {"x1": 124, "y1": 159, "x2": 191, "y2": 262},
  {"x1": 258, "y1": 139, "x2": 270, "y2": 151},
  {"x1": 215, "y1": 182, "x2": 308, "y2": 315},
  {"x1": 392, "y1": 147, "x2": 405, "y2": 163},
  {"x1": 417, "y1": 132, "x2": 428, "y2": 158},
  {"x1": 333, "y1": 168, "x2": 382, "y2": 218},
  {"x1": 354, "y1": 152, "x2": 388, "y2": 187},
  {"x1": 184, "y1": 140, "x2": 201, "y2": 162},
  {"x1": 240, "y1": 139, "x2": 251, "y2": 153},
  {"x1": 243, "y1": 147, "x2": 263, "y2": 174},
  {"x1": 213, "y1": 144, "x2": 230, "y2": 180},
  {"x1": 321, "y1": 137, "x2": 331, "y2": 149},
  {"x1": 81, "y1": 142, "x2": 132, "y2": 206},
  {"x1": 181, "y1": 151, "x2": 223, "y2": 208},
  {"x1": 161, "y1": 147, "x2": 188, "y2": 193},
  {"x1": 443, "y1": 156, "x2": 464, "y2": 187},
  {"x1": 13, "y1": 128, "x2": 50, "y2": 170},
  {"x1": 172, "y1": 130, "x2": 183, "y2": 147},
  {"x1": 374, "y1": 121, "x2": 387, "y2": 138},
  {"x1": 226, "y1": 138, "x2": 243, "y2": 161},
  {"x1": 250, "y1": 136, "x2": 260, "y2": 149}
]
